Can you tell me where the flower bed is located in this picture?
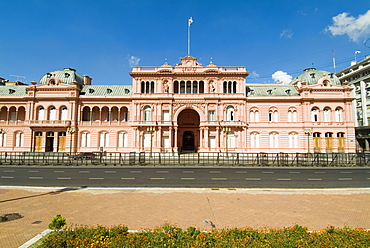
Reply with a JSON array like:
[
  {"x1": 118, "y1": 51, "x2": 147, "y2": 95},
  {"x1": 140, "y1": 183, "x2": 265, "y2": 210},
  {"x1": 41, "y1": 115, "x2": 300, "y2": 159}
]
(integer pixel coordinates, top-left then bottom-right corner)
[{"x1": 35, "y1": 223, "x2": 369, "y2": 247}]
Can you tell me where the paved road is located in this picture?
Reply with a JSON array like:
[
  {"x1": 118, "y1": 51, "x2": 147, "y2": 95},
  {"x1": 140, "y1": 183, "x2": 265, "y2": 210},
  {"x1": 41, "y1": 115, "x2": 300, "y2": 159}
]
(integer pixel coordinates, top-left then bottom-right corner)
[{"x1": 0, "y1": 166, "x2": 369, "y2": 188}]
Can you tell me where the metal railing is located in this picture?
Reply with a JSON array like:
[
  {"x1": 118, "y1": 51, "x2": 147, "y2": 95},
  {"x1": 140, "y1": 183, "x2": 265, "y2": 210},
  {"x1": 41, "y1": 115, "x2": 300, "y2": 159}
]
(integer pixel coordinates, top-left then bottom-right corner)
[{"x1": 0, "y1": 152, "x2": 369, "y2": 167}]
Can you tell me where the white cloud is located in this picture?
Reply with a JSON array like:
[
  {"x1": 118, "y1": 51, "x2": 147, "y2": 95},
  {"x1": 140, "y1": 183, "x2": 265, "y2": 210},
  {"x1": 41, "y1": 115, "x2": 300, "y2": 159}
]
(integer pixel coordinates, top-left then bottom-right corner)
[
  {"x1": 272, "y1": 70, "x2": 292, "y2": 85},
  {"x1": 127, "y1": 55, "x2": 141, "y2": 67},
  {"x1": 280, "y1": 29, "x2": 293, "y2": 39},
  {"x1": 325, "y1": 10, "x2": 370, "y2": 43},
  {"x1": 250, "y1": 71, "x2": 260, "y2": 79}
]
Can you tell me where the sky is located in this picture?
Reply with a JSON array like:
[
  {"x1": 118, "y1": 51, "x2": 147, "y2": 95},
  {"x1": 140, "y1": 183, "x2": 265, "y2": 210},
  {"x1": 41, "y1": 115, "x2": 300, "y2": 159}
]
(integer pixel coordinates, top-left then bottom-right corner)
[{"x1": 1, "y1": 0, "x2": 370, "y2": 85}]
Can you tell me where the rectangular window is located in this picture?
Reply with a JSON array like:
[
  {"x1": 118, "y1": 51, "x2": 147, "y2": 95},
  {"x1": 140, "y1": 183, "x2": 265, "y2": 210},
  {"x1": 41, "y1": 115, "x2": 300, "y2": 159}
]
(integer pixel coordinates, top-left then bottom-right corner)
[
  {"x1": 209, "y1": 136, "x2": 216, "y2": 149},
  {"x1": 208, "y1": 111, "x2": 215, "y2": 121},
  {"x1": 162, "y1": 136, "x2": 170, "y2": 149},
  {"x1": 228, "y1": 133, "x2": 235, "y2": 148},
  {"x1": 0, "y1": 133, "x2": 6, "y2": 147},
  {"x1": 162, "y1": 110, "x2": 170, "y2": 121},
  {"x1": 144, "y1": 132, "x2": 151, "y2": 148}
]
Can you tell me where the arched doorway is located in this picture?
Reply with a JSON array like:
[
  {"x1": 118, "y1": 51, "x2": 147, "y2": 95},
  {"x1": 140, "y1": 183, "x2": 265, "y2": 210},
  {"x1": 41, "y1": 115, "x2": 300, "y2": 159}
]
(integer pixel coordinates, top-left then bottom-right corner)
[{"x1": 177, "y1": 109, "x2": 200, "y2": 153}]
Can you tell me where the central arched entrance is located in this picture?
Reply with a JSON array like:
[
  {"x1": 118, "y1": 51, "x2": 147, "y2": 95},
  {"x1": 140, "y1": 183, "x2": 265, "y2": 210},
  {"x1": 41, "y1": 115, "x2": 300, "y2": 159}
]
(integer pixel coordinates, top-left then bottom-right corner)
[{"x1": 177, "y1": 109, "x2": 200, "y2": 153}]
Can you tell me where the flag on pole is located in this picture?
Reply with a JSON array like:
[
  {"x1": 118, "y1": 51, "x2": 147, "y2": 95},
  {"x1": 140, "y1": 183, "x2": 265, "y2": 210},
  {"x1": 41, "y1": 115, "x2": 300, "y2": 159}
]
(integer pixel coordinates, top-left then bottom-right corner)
[{"x1": 188, "y1": 17, "x2": 193, "y2": 26}]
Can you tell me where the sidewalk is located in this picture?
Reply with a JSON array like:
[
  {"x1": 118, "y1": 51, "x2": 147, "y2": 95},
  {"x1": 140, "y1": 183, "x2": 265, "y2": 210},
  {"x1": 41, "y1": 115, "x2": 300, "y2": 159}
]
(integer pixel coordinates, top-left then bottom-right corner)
[{"x1": 1, "y1": 186, "x2": 369, "y2": 248}]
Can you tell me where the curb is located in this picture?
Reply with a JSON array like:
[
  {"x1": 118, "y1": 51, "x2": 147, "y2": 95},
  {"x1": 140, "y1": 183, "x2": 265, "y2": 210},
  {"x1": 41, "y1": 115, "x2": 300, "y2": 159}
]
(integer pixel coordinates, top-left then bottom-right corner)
[{"x1": 19, "y1": 229, "x2": 52, "y2": 248}]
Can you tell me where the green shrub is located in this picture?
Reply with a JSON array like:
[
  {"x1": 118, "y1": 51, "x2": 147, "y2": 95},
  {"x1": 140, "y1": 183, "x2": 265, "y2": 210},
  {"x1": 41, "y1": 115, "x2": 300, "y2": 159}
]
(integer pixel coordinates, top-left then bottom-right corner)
[{"x1": 48, "y1": 214, "x2": 66, "y2": 230}]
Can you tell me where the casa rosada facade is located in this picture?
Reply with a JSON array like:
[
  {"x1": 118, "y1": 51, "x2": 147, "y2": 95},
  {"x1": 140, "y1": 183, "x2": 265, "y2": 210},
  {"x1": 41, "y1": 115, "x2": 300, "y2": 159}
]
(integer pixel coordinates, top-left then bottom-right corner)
[{"x1": 0, "y1": 56, "x2": 356, "y2": 154}]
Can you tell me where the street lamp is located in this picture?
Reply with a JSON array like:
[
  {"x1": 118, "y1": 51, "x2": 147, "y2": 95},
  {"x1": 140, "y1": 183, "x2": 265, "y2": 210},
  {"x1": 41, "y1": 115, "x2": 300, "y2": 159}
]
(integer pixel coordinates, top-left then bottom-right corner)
[
  {"x1": 67, "y1": 127, "x2": 76, "y2": 154},
  {"x1": 304, "y1": 128, "x2": 313, "y2": 154},
  {"x1": 147, "y1": 126, "x2": 156, "y2": 157},
  {"x1": 222, "y1": 127, "x2": 231, "y2": 158}
]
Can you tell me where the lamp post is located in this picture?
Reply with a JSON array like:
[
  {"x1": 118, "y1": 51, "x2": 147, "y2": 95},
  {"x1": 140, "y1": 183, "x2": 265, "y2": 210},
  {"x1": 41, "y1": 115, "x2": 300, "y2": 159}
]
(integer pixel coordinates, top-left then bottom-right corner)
[
  {"x1": 304, "y1": 128, "x2": 313, "y2": 154},
  {"x1": 67, "y1": 127, "x2": 76, "y2": 154},
  {"x1": 147, "y1": 126, "x2": 156, "y2": 157},
  {"x1": 223, "y1": 127, "x2": 231, "y2": 158}
]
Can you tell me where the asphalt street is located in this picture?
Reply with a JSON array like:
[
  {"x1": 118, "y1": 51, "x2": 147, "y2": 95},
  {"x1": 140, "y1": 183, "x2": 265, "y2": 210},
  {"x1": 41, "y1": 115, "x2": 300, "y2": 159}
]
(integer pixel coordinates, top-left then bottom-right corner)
[{"x1": 0, "y1": 166, "x2": 369, "y2": 188}]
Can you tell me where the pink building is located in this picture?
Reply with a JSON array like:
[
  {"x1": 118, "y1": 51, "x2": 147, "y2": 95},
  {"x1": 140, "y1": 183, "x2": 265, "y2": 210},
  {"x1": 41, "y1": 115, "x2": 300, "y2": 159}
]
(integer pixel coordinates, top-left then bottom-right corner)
[{"x1": 0, "y1": 56, "x2": 356, "y2": 154}]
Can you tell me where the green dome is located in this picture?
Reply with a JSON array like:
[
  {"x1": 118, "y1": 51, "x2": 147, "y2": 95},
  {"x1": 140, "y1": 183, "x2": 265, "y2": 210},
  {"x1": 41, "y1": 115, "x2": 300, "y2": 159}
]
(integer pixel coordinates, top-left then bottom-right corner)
[
  {"x1": 39, "y1": 68, "x2": 84, "y2": 87},
  {"x1": 290, "y1": 68, "x2": 341, "y2": 85}
]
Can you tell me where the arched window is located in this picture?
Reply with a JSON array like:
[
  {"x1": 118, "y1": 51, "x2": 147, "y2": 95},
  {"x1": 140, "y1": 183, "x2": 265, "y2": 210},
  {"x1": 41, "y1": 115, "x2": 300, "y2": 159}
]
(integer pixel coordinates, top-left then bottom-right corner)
[
  {"x1": 311, "y1": 108, "x2": 319, "y2": 122},
  {"x1": 249, "y1": 110, "x2": 255, "y2": 122},
  {"x1": 226, "y1": 106, "x2": 234, "y2": 121},
  {"x1": 249, "y1": 109, "x2": 259, "y2": 122},
  {"x1": 61, "y1": 107, "x2": 68, "y2": 120},
  {"x1": 141, "y1": 81, "x2": 145, "y2": 93},
  {"x1": 287, "y1": 109, "x2": 297, "y2": 122},
  {"x1": 81, "y1": 132, "x2": 91, "y2": 147},
  {"x1": 143, "y1": 106, "x2": 151, "y2": 121},
  {"x1": 268, "y1": 109, "x2": 278, "y2": 122},
  {"x1": 313, "y1": 132, "x2": 321, "y2": 152},
  {"x1": 250, "y1": 132, "x2": 260, "y2": 148},
  {"x1": 118, "y1": 132, "x2": 128, "y2": 147},
  {"x1": 335, "y1": 108, "x2": 343, "y2": 122},
  {"x1": 38, "y1": 107, "x2": 45, "y2": 121},
  {"x1": 337, "y1": 132, "x2": 345, "y2": 152},
  {"x1": 121, "y1": 107, "x2": 129, "y2": 122},
  {"x1": 288, "y1": 132, "x2": 299, "y2": 148},
  {"x1": 15, "y1": 131, "x2": 24, "y2": 147},
  {"x1": 49, "y1": 107, "x2": 57, "y2": 121},
  {"x1": 292, "y1": 110, "x2": 297, "y2": 122},
  {"x1": 180, "y1": 81, "x2": 185, "y2": 93},
  {"x1": 174, "y1": 81, "x2": 179, "y2": 93},
  {"x1": 269, "y1": 132, "x2": 279, "y2": 148},
  {"x1": 199, "y1": 81, "x2": 204, "y2": 93},
  {"x1": 325, "y1": 132, "x2": 333, "y2": 152},
  {"x1": 9, "y1": 107, "x2": 16, "y2": 121},
  {"x1": 323, "y1": 108, "x2": 331, "y2": 122},
  {"x1": 223, "y1": 81, "x2": 237, "y2": 93},
  {"x1": 192, "y1": 81, "x2": 198, "y2": 93},
  {"x1": 186, "y1": 81, "x2": 192, "y2": 93},
  {"x1": 99, "y1": 132, "x2": 109, "y2": 148},
  {"x1": 82, "y1": 107, "x2": 91, "y2": 121},
  {"x1": 150, "y1": 81, "x2": 155, "y2": 93},
  {"x1": 145, "y1": 81, "x2": 149, "y2": 93}
]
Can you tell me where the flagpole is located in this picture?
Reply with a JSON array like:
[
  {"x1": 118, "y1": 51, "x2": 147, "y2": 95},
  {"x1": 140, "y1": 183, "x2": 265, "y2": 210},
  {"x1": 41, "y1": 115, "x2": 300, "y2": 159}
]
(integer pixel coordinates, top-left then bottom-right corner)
[{"x1": 188, "y1": 17, "x2": 193, "y2": 56}]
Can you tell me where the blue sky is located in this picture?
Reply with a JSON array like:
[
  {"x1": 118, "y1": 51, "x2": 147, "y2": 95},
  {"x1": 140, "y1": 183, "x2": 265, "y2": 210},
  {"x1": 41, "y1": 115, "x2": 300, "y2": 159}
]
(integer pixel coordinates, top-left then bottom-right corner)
[{"x1": 1, "y1": 0, "x2": 370, "y2": 85}]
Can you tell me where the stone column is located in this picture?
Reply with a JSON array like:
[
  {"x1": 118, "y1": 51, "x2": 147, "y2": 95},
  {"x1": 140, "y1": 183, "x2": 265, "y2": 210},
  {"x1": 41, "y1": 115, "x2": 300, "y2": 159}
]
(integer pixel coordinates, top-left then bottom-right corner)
[
  {"x1": 174, "y1": 127, "x2": 178, "y2": 151},
  {"x1": 169, "y1": 127, "x2": 173, "y2": 152},
  {"x1": 205, "y1": 127, "x2": 209, "y2": 150},
  {"x1": 199, "y1": 128, "x2": 204, "y2": 149},
  {"x1": 216, "y1": 127, "x2": 220, "y2": 151}
]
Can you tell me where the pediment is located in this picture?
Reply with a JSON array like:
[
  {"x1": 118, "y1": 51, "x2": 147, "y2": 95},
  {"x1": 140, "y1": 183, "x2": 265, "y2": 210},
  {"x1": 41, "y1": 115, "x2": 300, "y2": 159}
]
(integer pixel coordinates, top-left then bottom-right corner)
[{"x1": 176, "y1": 55, "x2": 202, "y2": 67}]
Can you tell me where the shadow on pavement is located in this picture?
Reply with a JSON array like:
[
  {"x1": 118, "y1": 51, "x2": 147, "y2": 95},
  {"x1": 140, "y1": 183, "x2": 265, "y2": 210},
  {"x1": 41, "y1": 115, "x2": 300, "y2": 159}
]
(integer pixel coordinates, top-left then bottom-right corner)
[{"x1": 0, "y1": 186, "x2": 88, "y2": 203}]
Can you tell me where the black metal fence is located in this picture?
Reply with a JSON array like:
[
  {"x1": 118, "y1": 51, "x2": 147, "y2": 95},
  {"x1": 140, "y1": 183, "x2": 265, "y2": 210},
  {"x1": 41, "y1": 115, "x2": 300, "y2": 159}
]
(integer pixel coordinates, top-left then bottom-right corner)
[{"x1": 0, "y1": 151, "x2": 369, "y2": 167}]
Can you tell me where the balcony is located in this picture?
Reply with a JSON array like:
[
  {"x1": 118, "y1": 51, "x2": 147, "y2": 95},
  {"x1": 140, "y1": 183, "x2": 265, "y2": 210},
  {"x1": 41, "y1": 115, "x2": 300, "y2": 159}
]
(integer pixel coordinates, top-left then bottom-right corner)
[
  {"x1": 27, "y1": 120, "x2": 71, "y2": 127},
  {"x1": 79, "y1": 120, "x2": 130, "y2": 126}
]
